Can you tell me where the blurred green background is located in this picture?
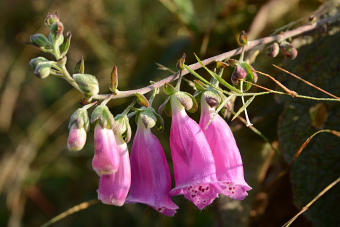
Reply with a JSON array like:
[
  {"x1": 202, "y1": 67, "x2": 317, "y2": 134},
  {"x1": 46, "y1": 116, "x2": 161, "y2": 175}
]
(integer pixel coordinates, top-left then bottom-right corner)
[{"x1": 0, "y1": 0, "x2": 339, "y2": 226}]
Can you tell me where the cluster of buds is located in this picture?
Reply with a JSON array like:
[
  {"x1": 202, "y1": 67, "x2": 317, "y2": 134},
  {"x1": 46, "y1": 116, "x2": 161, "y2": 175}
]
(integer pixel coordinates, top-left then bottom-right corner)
[{"x1": 266, "y1": 41, "x2": 298, "y2": 59}]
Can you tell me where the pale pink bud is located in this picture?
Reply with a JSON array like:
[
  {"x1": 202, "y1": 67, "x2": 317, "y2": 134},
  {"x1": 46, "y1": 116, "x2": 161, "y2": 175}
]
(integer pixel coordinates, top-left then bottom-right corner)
[
  {"x1": 169, "y1": 96, "x2": 222, "y2": 210},
  {"x1": 199, "y1": 98, "x2": 251, "y2": 200},
  {"x1": 126, "y1": 117, "x2": 178, "y2": 216},
  {"x1": 92, "y1": 124, "x2": 119, "y2": 175},
  {"x1": 67, "y1": 124, "x2": 87, "y2": 151},
  {"x1": 97, "y1": 135, "x2": 131, "y2": 206}
]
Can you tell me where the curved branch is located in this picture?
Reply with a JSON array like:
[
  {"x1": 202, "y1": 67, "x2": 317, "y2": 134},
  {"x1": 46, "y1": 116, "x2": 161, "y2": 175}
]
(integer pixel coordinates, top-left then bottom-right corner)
[{"x1": 93, "y1": 12, "x2": 340, "y2": 101}]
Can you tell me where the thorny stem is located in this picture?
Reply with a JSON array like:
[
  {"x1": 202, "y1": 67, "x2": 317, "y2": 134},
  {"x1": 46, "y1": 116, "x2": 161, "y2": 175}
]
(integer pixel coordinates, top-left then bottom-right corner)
[{"x1": 88, "y1": 12, "x2": 340, "y2": 102}]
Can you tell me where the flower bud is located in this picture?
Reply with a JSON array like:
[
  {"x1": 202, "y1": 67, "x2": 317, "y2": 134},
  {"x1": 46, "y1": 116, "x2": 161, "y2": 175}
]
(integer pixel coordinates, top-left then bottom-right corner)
[
  {"x1": 176, "y1": 53, "x2": 186, "y2": 70},
  {"x1": 34, "y1": 62, "x2": 51, "y2": 79},
  {"x1": 73, "y1": 73, "x2": 99, "y2": 97},
  {"x1": 266, "y1": 42, "x2": 280, "y2": 57},
  {"x1": 45, "y1": 12, "x2": 60, "y2": 28},
  {"x1": 50, "y1": 21, "x2": 64, "y2": 47},
  {"x1": 231, "y1": 62, "x2": 257, "y2": 92},
  {"x1": 239, "y1": 31, "x2": 248, "y2": 45},
  {"x1": 60, "y1": 31, "x2": 72, "y2": 57},
  {"x1": 67, "y1": 124, "x2": 87, "y2": 151},
  {"x1": 280, "y1": 41, "x2": 298, "y2": 59},
  {"x1": 29, "y1": 57, "x2": 48, "y2": 70},
  {"x1": 29, "y1": 34, "x2": 52, "y2": 51}
]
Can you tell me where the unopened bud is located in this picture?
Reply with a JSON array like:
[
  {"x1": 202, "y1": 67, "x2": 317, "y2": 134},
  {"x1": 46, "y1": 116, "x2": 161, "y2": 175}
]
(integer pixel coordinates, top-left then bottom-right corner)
[
  {"x1": 29, "y1": 57, "x2": 48, "y2": 70},
  {"x1": 280, "y1": 42, "x2": 298, "y2": 59},
  {"x1": 50, "y1": 22, "x2": 64, "y2": 46},
  {"x1": 34, "y1": 62, "x2": 51, "y2": 79},
  {"x1": 266, "y1": 42, "x2": 280, "y2": 57},
  {"x1": 176, "y1": 53, "x2": 186, "y2": 70},
  {"x1": 73, "y1": 73, "x2": 99, "y2": 97},
  {"x1": 67, "y1": 124, "x2": 87, "y2": 151},
  {"x1": 45, "y1": 12, "x2": 60, "y2": 28},
  {"x1": 239, "y1": 31, "x2": 248, "y2": 45},
  {"x1": 231, "y1": 62, "x2": 257, "y2": 91},
  {"x1": 29, "y1": 34, "x2": 52, "y2": 50}
]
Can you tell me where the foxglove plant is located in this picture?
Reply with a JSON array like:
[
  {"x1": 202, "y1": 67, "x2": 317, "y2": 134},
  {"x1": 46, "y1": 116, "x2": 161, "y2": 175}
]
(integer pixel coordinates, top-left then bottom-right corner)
[
  {"x1": 126, "y1": 106, "x2": 178, "y2": 216},
  {"x1": 199, "y1": 95, "x2": 251, "y2": 200}
]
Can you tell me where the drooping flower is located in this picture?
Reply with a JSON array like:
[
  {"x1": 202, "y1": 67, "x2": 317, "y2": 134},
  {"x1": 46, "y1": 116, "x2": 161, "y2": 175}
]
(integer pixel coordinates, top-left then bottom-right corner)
[
  {"x1": 126, "y1": 116, "x2": 178, "y2": 216},
  {"x1": 92, "y1": 123, "x2": 120, "y2": 175},
  {"x1": 169, "y1": 95, "x2": 222, "y2": 210},
  {"x1": 199, "y1": 97, "x2": 251, "y2": 200},
  {"x1": 97, "y1": 134, "x2": 131, "y2": 206},
  {"x1": 91, "y1": 105, "x2": 119, "y2": 176}
]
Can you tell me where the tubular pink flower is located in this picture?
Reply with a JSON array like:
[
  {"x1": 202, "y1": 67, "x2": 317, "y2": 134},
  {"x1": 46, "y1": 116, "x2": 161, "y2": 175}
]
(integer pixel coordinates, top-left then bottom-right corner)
[
  {"x1": 199, "y1": 98, "x2": 251, "y2": 200},
  {"x1": 97, "y1": 134, "x2": 131, "y2": 206},
  {"x1": 92, "y1": 124, "x2": 119, "y2": 175},
  {"x1": 126, "y1": 117, "x2": 178, "y2": 217},
  {"x1": 67, "y1": 124, "x2": 86, "y2": 151},
  {"x1": 169, "y1": 96, "x2": 222, "y2": 210}
]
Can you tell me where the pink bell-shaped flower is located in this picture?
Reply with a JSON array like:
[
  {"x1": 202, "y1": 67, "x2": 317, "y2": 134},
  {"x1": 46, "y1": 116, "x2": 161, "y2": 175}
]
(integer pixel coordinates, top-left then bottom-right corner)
[
  {"x1": 199, "y1": 97, "x2": 251, "y2": 200},
  {"x1": 169, "y1": 96, "x2": 222, "y2": 210},
  {"x1": 92, "y1": 123, "x2": 120, "y2": 175},
  {"x1": 126, "y1": 117, "x2": 178, "y2": 216},
  {"x1": 97, "y1": 134, "x2": 131, "y2": 206}
]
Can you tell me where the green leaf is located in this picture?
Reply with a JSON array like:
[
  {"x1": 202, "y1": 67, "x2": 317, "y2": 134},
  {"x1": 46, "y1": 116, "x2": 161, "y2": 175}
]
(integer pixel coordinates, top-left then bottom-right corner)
[
  {"x1": 73, "y1": 56, "x2": 85, "y2": 74},
  {"x1": 194, "y1": 54, "x2": 242, "y2": 94},
  {"x1": 232, "y1": 95, "x2": 255, "y2": 121}
]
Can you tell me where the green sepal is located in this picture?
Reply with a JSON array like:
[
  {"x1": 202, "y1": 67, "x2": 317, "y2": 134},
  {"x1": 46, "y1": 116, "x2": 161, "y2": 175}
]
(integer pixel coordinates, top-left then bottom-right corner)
[
  {"x1": 50, "y1": 21, "x2": 64, "y2": 47},
  {"x1": 29, "y1": 33, "x2": 53, "y2": 50},
  {"x1": 135, "y1": 93, "x2": 149, "y2": 108},
  {"x1": 91, "y1": 105, "x2": 114, "y2": 129},
  {"x1": 60, "y1": 31, "x2": 71, "y2": 57},
  {"x1": 68, "y1": 108, "x2": 89, "y2": 131},
  {"x1": 194, "y1": 80, "x2": 208, "y2": 91},
  {"x1": 109, "y1": 66, "x2": 118, "y2": 93},
  {"x1": 34, "y1": 62, "x2": 51, "y2": 79},
  {"x1": 158, "y1": 96, "x2": 172, "y2": 117},
  {"x1": 154, "y1": 112, "x2": 164, "y2": 132},
  {"x1": 174, "y1": 92, "x2": 198, "y2": 113},
  {"x1": 113, "y1": 114, "x2": 131, "y2": 143},
  {"x1": 73, "y1": 56, "x2": 85, "y2": 74},
  {"x1": 164, "y1": 83, "x2": 178, "y2": 95},
  {"x1": 139, "y1": 108, "x2": 157, "y2": 129},
  {"x1": 29, "y1": 57, "x2": 49, "y2": 70},
  {"x1": 203, "y1": 90, "x2": 221, "y2": 108},
  {"x1": 45, "y1": 12, "x2": 59, "y2": 28},
  {"x1": 73, "y1": 73, "x2": 99, "y2": 97}
]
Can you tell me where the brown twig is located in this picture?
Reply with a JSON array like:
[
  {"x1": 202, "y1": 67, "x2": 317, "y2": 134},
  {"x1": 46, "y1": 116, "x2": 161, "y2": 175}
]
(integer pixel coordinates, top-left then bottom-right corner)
[
  {"x1": 238, "y1": 79, "x2": 274, "y2": 92},
  {"x1": 255, "y1": 70, "x2": 298, "y2": 97},
  {"x1": 92, "y1": 12, "x2": 340, "y2": 100},
  {"x1": 282, "y1": 177, "x2": 340, "y2": 227},
  {"x1": 273, "y1": 64, "x2": 340, "y2": 100}
]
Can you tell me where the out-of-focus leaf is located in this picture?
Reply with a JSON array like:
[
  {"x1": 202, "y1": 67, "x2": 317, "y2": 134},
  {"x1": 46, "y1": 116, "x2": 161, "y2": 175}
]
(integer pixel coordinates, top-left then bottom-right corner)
[{"x1": 278, "y1": 31, "x2": 340, "y2": 227}]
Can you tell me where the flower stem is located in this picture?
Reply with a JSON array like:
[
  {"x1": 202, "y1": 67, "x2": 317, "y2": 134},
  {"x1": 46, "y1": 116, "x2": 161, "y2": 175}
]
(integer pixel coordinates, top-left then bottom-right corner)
[{"x1": 240, "y1": 81, "x2": 253, "y2": 127}]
